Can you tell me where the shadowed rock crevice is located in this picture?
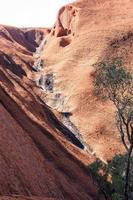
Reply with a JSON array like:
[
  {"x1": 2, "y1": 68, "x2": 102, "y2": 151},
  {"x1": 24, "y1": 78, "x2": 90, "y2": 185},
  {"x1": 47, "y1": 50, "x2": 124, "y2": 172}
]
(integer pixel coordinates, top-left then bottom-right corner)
[
  {"x1": 0, "y1": 86, "x2": 102, "y2": 200},
  {"x1": 0, "y1": 84, "x2": 84, "y2": 150},
  {"x1": 61, "y1": 112, "x2": 94, "y2": 154},
  {"x1": 0, "y1": 52, "x2": 26, "y2": 78},
  {"x1": 59, "y1": 38, "x2": 71, "y2": 47},
  {"x1": 41, "y1": 105, "x2": 84, "y2": 149}
]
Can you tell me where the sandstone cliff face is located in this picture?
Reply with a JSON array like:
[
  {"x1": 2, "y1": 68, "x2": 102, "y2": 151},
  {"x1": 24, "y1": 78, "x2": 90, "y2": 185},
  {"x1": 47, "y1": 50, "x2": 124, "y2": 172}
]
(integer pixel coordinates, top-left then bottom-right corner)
[
  {"x1": 1, "y1": 0, "x2": 133, "y2": 198},
  {"x1": 0, "y1": 25, "x2": 104, "y2": 200},
  {"x1": 37, "y1": 0, "x2": 133, "y2": 161}
]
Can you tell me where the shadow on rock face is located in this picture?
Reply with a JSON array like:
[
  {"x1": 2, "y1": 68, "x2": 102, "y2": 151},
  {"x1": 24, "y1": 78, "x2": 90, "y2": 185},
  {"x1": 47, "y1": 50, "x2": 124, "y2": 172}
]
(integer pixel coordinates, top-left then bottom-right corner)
[
  {"x1": 59, "y1": 37, "x2": 71, "y2": 47},
  {"x1": 0, "y1": 52, "x2": 26, "y2": 78},
  {"x1": 41, "y1": 104, "x2": 84, "y2": 149}
]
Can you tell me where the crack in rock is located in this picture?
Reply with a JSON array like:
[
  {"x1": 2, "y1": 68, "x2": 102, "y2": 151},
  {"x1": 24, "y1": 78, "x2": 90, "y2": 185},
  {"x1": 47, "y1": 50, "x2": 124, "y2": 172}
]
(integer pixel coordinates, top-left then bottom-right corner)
[
  {"x1": 61, "y1": 112, "x2": 95, "y2": 154},
  {"x1": 32, "y1": 37, "x2": 95, "y2": 153}
]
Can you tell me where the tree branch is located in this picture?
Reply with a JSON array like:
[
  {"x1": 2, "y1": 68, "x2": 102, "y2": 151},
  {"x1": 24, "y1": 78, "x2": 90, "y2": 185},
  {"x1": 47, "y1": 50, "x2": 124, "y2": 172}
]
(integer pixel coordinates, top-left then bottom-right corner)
[{"x1": 118, "y1": 114, "x2": 129, "y2": 151}]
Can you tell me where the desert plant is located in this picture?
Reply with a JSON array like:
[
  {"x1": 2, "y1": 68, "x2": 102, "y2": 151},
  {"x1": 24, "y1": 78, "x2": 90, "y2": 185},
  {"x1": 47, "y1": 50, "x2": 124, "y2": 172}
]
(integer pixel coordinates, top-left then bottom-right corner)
[
  {"x1": 94, "y1": 58, "x2": 133, "y2": 200},
  {"x1": 89, "y1": 154, "x2": 133, "y2": 200}
]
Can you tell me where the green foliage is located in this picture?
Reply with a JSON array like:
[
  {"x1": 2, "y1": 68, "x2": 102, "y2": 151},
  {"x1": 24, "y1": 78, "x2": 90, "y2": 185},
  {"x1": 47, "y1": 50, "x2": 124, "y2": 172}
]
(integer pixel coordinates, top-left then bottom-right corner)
[
  {"x1": 108, "y1": 155, "x2": 126, "y2": 196},
  {"x1": 111, "y1": 193, "x2": 123, "y2": 200},
  {"x1": 94, "y1": 58, "x2": 133, "y2": 106},
  {"x1": 94, "y1": 58, "x2": 133, "y2": 126},
  {"x1": 89, "y1": 155, "x2": 133, "y2": 200},
  {"x1": 93, "y1": 58, "x2": 133, "y2": 199},
  {"x1": 89, "y1": 159, "x2": 112, "y2": 198}
]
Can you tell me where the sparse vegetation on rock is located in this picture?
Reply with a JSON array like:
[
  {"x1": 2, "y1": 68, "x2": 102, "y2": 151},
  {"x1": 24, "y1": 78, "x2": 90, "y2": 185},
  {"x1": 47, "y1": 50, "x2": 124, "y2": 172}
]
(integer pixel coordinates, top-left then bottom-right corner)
[
  {"x1": 90, "y1": 154, "x2": 133, "y2": 200},
  {"x1": 94, "y1": 58, "x2": 133, "y2": 200}
]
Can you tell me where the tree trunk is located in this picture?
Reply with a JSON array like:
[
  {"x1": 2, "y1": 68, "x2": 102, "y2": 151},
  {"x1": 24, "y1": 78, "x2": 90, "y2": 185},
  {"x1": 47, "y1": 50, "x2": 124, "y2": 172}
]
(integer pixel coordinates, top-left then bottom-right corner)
[{"x1": 124, "y1": 145, "x2": 133, "y2": 200}]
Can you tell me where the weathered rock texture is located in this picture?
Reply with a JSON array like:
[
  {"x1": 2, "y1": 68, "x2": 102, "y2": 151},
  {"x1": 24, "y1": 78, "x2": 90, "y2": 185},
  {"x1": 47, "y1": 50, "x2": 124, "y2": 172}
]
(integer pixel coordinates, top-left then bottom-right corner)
[
  {"x1": 38, "y1": 0, "x2": 133, "y2": 161},
  {"x1": 0, "y1": 24, "x2": 104, "y2": 200}
]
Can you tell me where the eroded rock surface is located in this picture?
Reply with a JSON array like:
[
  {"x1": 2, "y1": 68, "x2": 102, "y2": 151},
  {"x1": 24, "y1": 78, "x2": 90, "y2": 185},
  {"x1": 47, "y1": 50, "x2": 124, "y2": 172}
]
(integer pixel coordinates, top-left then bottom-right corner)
[
  {"x1": 0, "y1": 22, "x2": 104, "y2": 200},
  {"x1": 38, "y1": 0, "x2": 133, "y2": 161}
]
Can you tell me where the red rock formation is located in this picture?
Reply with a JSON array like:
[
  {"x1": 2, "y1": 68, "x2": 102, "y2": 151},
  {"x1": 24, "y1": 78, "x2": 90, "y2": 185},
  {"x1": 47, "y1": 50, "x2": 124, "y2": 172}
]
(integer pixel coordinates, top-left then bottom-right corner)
[
  {"x1": 52, "y1": 5, "x2": 78, "y2": 37},
  {"x1": 2, "y1": 0, "x2": 132, "y2": 198},
  {"x1": 39, "y1": 0, "x2": 133, "y2": 161},
  {"x1": 0, "y1": 23, "x2": 105, "y2": 200}
]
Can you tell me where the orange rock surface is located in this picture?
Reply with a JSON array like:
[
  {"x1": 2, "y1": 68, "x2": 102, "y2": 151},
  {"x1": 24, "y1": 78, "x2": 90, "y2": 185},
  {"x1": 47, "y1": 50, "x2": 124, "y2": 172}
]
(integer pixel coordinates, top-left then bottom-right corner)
[
  {"x1": 0, "y1": 24, "x2": 104, "y2": 200},
  {"x1": 1, "y1": 0, "x2": 133, "y2": 199},
  {"x1": 39, "y1": 0, "x2": 133, "y2": 161}
]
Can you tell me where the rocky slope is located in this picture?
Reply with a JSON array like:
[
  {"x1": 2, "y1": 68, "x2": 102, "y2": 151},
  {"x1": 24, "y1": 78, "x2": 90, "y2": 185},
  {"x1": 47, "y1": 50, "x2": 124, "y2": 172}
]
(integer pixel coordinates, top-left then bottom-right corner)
[
  {"x1": 36, "y1": 0, "x2": 133, "y2": 161},
  {"x1": 0, "y1": 24, "x2": 104, "y2": 200},
  {"x1": 1, "y1": 0, "x2": 133, "y2": 198}
]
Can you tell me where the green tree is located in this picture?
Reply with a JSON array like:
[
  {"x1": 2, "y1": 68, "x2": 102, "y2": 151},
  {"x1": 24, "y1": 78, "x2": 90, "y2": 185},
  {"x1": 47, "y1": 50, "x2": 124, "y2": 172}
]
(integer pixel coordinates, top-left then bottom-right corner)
[
  {"x1": 94, "y1": 58, "x2": 133, "y2": 200},
  {"x1": 89, "y1": 154, "x2": 133, "y2": 200}
]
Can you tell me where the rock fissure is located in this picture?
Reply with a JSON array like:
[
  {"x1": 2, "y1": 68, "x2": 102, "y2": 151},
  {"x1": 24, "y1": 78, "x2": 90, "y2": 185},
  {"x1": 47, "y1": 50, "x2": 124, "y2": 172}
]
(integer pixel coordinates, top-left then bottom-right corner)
[
  {"x1": 32, "y1": 37, "x2": 95, "y2": 153},
  {"x1": 61, "y1": 113, "x2": 95, "y2": 154}
]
